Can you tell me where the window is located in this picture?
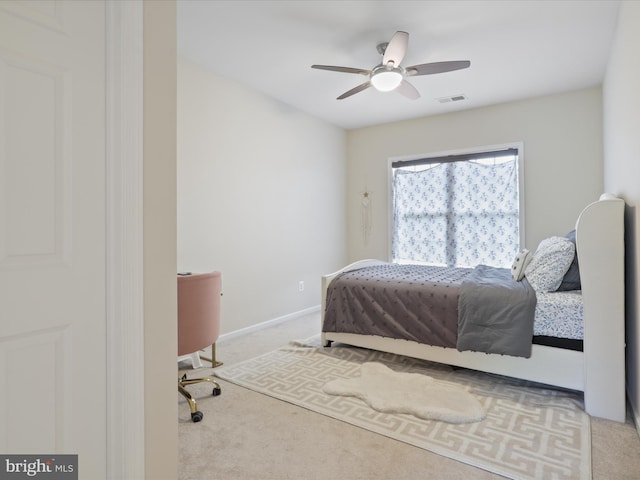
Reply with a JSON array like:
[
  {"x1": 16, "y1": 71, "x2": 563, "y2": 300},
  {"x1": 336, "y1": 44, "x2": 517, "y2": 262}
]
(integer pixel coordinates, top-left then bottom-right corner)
[{"x1": 390, "y1": 146, "x2": 521, "y2": 268}]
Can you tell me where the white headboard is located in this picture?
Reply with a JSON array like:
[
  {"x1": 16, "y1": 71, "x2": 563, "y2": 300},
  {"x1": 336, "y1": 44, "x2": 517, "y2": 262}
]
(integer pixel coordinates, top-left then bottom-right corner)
[{"x1": 576, "y1": 193, "x2": 625, "y2": 421}]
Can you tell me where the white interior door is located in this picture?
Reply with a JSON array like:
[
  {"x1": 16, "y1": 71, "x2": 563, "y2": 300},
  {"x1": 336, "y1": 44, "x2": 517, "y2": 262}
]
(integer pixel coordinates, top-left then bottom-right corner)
[{"x1": 0, "y1": 1, "x2": 107, "y2": 476}]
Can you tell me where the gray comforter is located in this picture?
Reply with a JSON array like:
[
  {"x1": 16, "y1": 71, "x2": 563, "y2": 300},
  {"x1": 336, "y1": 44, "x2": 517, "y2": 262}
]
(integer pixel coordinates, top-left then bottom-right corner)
[
  {"x1": 323, "y1": 264, "x2": 471, "y2": 348},
  {"x1": 457, "y1": 265, "x2": 537, "y2": 358},
  {"x1": 323, "y1": 263, "x2": 537, "y2": 358}
]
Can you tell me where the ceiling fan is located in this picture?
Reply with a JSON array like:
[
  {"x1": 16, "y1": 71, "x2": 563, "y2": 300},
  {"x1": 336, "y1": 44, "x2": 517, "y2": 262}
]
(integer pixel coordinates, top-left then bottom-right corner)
[{"x1": 311, "y1": 31, "x2": 470, "y2": 100}]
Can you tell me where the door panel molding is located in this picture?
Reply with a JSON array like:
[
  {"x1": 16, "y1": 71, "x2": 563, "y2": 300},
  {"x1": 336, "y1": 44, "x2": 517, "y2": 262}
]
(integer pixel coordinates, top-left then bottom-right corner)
[
  {"x1": 0, "y1": 49, "x2": 71, "y2": 269},
  {"x1": 0, "y1": 0, "x2": 66, "y2": 34},
  {"x1": 0, "y1": 325, "x2": 72, "y2": 452}
]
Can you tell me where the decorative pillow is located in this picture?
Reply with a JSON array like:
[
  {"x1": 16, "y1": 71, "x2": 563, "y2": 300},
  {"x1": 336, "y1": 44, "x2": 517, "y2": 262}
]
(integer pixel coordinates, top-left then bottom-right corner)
[
  {"x1": 511, "y1": 249, "x2": 532, "y2": 281},
  {"x1": 557, "y1": 230, "x2": 581, "y2": 291},
  {"x1": 524, "y1": 236, "x2": 575, "y2": 292}
]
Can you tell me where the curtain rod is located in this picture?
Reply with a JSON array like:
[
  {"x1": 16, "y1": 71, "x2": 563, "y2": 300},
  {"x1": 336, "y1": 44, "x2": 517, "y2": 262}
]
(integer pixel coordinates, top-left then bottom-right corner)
[{"x1": 392, "y1": 147, "x2": 518, "y2": 169}]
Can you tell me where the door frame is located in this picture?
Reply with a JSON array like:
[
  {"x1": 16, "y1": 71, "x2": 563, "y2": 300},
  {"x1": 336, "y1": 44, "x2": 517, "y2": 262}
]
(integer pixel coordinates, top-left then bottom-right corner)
[{"x1": 106, "y1": 1, "x2": 145, "y2": 478}]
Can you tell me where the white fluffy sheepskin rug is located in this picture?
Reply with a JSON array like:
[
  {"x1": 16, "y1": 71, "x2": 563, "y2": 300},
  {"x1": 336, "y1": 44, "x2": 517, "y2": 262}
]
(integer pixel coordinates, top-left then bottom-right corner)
[{"x1": 322, "y1": 362, "x2": 486, "y2": 424}]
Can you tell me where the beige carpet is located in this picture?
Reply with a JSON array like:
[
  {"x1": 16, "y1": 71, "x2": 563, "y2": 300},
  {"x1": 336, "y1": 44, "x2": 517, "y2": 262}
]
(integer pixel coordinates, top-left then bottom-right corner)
[{"x1": 213, "y1": 336, "x2": 591, "y2": 480}]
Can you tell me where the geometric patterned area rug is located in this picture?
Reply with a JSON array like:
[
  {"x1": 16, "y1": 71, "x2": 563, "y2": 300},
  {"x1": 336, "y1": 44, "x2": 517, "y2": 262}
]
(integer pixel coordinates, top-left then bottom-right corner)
[{"x1": 213, "y1": 336, "x2": 591, "y2": 480}]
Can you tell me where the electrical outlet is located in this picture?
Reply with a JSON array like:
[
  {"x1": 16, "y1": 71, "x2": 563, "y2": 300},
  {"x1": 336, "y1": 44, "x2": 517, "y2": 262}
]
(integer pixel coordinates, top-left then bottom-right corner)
[{"x1": 298, "y1": 281, "x2": 304, "y2": 292}]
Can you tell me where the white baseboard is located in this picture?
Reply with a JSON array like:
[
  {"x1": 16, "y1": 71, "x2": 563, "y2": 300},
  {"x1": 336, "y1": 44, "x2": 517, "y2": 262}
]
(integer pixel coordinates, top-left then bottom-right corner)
[{"x1": 219, "y1": 305, "x2": 320, "y2": 342}]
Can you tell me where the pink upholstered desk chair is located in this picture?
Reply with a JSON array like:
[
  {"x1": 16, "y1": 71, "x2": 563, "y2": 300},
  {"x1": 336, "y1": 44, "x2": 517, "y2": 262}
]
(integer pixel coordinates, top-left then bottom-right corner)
[{"x1": 178, "y1": 271, "x2": 223, "y2": 422}]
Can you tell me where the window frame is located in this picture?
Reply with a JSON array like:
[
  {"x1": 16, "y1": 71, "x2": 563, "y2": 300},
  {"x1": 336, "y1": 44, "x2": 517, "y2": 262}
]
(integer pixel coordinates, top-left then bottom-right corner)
[{"x1": 386, "y1": 142, "x2": 526, "y2": 264}]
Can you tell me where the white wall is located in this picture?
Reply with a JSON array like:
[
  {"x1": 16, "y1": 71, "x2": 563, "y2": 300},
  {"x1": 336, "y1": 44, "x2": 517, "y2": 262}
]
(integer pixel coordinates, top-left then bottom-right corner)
[
  {"x1": 177, "y1": 60, "x2": 347, "y2": 334},
  {"x1": 603, "y1": 0, "x2": 640, "y2": 429},
  {"x1": 346, "y1": 87, "x2": 604, "y2": 262}
]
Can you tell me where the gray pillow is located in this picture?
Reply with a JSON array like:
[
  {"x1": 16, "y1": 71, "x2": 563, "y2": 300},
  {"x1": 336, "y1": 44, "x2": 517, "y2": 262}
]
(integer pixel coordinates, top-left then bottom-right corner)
[{"x1": 557, "y1": 230, "x2": 581, "y2": 291}]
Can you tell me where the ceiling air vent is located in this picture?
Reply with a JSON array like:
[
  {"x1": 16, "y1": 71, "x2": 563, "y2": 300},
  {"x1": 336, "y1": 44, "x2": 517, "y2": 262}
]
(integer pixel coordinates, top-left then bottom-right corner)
[{"x1": 437, "y1": 94, "x2": 467, "y2": 103}]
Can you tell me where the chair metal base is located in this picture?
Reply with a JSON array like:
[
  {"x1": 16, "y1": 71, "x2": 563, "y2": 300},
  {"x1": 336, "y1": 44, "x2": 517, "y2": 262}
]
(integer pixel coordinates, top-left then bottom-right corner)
[
  {"x1": 178, "y1": 374, "x2": 222, "y2": 422},
  {"x1": 198, "y1": 343, "x2": 223, "y2": 368}
]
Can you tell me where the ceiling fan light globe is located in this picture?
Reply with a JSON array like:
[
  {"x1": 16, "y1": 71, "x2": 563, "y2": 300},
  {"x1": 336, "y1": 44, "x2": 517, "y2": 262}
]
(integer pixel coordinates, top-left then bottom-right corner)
[{"x1": 371, "y1": 68, "x2": 403, "y2": 92}]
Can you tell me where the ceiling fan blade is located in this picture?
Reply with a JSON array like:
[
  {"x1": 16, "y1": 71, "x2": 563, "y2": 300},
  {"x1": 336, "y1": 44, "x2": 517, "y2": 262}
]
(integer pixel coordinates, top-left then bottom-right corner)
[
  {"x1": 337, "y1": 81, "x2": 372, "y2": 100},
  {"x1": 396, "y1": 79, "x2": 420, "y2": 100},
  {"x1": 406, "y1": 60, "x2": 471, "y2": 76},
  {"x1": 382, "y1": 31, "x2": 409, "y2": 66},
  {"x1": 311, "y1": 65, "x2": 370, "y2": 75}
]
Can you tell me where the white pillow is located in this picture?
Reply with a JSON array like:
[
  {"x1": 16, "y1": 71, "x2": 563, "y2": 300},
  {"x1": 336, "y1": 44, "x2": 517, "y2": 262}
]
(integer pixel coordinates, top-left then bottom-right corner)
[
  {"x1": 511, "y1": 249, "x2": 532, "y2": 281},
  {"x1": 524, "y1": 237, "x2": 575, "y2": 292}
]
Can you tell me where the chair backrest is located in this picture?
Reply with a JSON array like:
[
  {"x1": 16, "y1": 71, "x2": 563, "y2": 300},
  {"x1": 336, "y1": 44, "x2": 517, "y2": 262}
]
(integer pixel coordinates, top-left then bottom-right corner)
[{"x1": 177, "y1": 272, "x2": 222, "y2": 356}]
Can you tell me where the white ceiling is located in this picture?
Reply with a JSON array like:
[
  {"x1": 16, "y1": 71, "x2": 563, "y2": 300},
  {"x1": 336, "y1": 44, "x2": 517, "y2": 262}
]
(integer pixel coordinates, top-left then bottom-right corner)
[{"x1": 177, "y1": 0, "x2": 621, "y2": 130}]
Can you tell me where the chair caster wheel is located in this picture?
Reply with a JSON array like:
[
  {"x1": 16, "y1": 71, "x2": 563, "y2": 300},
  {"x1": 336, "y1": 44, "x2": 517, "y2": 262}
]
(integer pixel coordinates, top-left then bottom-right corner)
[
  {"x1": 212, "y1": 387, "x2": 221, "y2": 396},
  {"x1": 191, "y1": 411, "x2": 203, "y2": 422}
]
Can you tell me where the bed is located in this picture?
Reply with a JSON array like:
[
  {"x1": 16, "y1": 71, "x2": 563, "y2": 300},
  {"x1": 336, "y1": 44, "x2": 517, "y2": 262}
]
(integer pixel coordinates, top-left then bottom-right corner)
[{"x1": 321, "y1": 194, "x2": 626, "y2": 422}]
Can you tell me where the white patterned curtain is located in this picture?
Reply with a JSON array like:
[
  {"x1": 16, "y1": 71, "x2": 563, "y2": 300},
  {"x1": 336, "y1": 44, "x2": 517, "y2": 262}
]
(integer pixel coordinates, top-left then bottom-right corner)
[{"x1": 392, "y1": 154, "x2": 519, "y2": 268}]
